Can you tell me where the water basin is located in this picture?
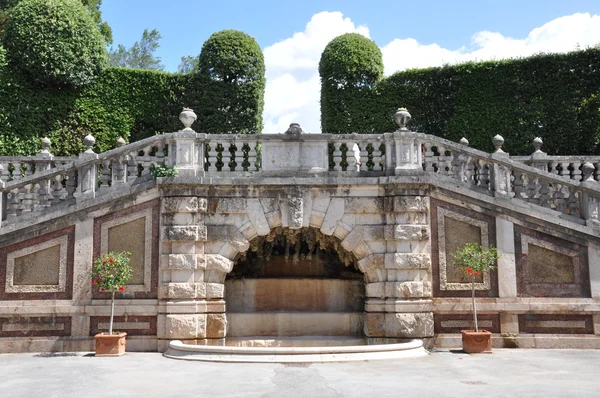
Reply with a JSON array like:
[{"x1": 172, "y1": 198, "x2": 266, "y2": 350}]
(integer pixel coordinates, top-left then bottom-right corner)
[{"x1": 163, "y1": 336, "x2": 428, "y2": 363}]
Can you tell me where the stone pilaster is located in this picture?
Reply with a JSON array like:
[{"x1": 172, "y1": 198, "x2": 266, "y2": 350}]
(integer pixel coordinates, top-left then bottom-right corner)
[
  {"x1": 365, "y1": 195, "x2": 433, "y2": 338},
  {"x1": 158, "y1": 196, "x2": 214, "y2": 342}
]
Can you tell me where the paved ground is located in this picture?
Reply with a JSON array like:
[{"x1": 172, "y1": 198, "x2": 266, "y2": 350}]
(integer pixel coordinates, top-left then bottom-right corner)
[{"x1": 1, "y1": 349, "x2": 599, "y2": 397}]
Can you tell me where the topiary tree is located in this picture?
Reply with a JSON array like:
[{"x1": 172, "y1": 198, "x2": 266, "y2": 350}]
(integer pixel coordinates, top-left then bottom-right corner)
[
  {"x1": 190, "y1": 29, "x2": 265, "y2": 134},
  {"x1": 4, "y1": 0, "x2": 106, "y2": 88},
  {"x1": 319, "y1": 33, "x2": 383, "y2": 133}
]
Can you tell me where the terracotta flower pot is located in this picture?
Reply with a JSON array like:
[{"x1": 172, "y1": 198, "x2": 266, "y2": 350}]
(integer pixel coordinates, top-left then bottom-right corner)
[
  {"x1": 95, "y1": 332, "x2": 127, "y2": 356},
  {"x1": 461, "y1": 330, "x2": 492, "y2": 353}
]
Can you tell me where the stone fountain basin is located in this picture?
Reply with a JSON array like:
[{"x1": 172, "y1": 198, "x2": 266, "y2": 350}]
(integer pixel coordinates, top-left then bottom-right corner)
[{"x1": 163, "y1": 336, "x2": 428, "y2": 363}]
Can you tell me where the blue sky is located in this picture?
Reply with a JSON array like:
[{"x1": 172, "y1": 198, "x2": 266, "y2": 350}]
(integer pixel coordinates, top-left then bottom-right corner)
[{"x1": 101, "y1": 1, "x2": 600, "y2": 133}]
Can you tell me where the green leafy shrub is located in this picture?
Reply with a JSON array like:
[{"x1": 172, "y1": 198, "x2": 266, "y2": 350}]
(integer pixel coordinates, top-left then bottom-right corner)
[
  {"x1": 319, "y1": 33, "x2": 383, "y2": 134},
  {"x1": 149, "y1": 163, "x2": 177, "y2": 177},
  {"x1": 4, "y1": 0, "x2": 106, "y2": 88},
  {"x1": 451, "y1": 243, "x2": 500, "y2": 332},
  {"x1": 189, "y1": 30, "x2": 265, "y2": 134}
]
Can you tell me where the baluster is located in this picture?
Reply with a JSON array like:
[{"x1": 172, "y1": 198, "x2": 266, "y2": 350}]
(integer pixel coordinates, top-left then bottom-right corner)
[
  {"x1": 513, "y1": 172, "x2": 527, "y2": 200},
  {"x1": 20, "y1": 184, "x2": 34, "y2": 213},
  {"x1": 554, "y1": 183, "x2": 567, "y2": 214},
  {"x1": 7, "y1": 188, "x2": 20, "y2": 219},
  {"x1": 559, "y1": 162, "x2": 570, "y2": 179},
  {"x1": 526, "y1": 175, "x2": 539, "y2": 204},
  {"x1": 11, "y1": 161, "x2": 22, "y2": 180},
  {"x1": 155, "y1": 141, "x2": 166, "y2": 160},
  {"x1": 65, "y1": 170, "x2": 77, "y2": 200},
  {"x1": 372, "y1": 142, "x2": 383, "y2": 171},
  {"x1": 477, "y1": 160, "x2": 490, "y2": 189},
  {"x1": 332, "y1": 141, "x2": 342, "y2": 171},
  {"x1": 100, "y1": 159, "x2": 111, "y2": 189},
  {"x1": 221, "y1": 141, "x2": 232, "y2": 172},
  {"x1": 571, "y1": 162, "x2": 582, "y2": 181},
  {"x1": 127, "y1": 152, "x2": 138, "y2": 181},
  {"x1": 233, "y1": 142, "x2": 244, "y2": 172},
  {"x1": 567, "y1": 188, "x2": 580, "y2": 218},
  {"x1": 421, "y1": 142, "x2": 433, "y2": 172},
  {"x1": 247, "y1": 141, "x2": 258, "y2": 171},
  {"x1": 0, "y1": 162, "x2": 10, "y2": 182},
  {"x1": 549, "y1": 161, "x2": 560, "y2": 175},
  {"x1": 51, "y1": 174, "x2": 66, "y2": 204},
  {"x1": 538, "y1": 180, "x2": 551, "y2": 208},
  {"x1": 437, "y1": 146, "x2": 450, "y2": 176},
  {"x1": 207, "y1": 141, "x2": 219, "y2": 172},
  {"x1": 140, "y1": 147, "x2": 152, "y2": 176}
]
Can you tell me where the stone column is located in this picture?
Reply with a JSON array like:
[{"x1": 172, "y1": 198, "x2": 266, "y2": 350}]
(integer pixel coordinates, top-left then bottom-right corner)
[
  {"x1": 158, "y1": 196, "x2": 211, "y2": 349},
  {"x1": 75, "y1": 135, "x2": 98, "y2": 200}
]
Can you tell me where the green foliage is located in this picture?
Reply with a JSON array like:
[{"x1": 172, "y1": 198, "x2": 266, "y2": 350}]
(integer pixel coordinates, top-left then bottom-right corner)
[
  {"x1": 149, "y1": 163, "x2": 177, "y2": 177},
  {"x1": 92, "y1": 251, "x2": 133, "y2": 292},
  {"x1": 451, "y1": 243, "x2": 499, "y2": 274},
  {"x1": 177, "y1": 55, "x2": 199, "y2": 74},
  {"x1": 4, "y1": 0, "x2": 106, "y2": 88},
  {"x1": 319, "y1": 33, "x2": 383, "y2": 134},
  {"x1": 108, "y1": 28, "x2": 164, "y2": 71},
  {"x1": 80, "y1": 0, "x2": 112, "y2": 44},
  {"x1": 192, "y1": 30, "x2": 265, "y2": 133},
  {"x1": 0, "y1": 27, "x2": 266, "y2": 156},
  {"x1": 320, "y1": 47, "x2": 600, "y2": 155}
]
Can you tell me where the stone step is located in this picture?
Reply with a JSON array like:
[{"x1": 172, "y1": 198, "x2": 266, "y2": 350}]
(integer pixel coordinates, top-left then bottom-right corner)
[
  {"x1": 227, "y1": 312, "x2": 364, "y2": 337},
  {"x1": 225, "y1": 278, "x2": 364, "y2": 312}
]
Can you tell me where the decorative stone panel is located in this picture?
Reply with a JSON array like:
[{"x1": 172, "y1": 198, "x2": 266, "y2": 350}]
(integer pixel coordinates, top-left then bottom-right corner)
[
  {"x1": 0, "y1": 316, "x2": 72, "y2": 337},
  {"x1": 515, "y1": 226, "x2": 590, "y2": 298},
  {"x1": 518, "y1": 314, "x2": 594, "y2": 334},
  {"x1": 90, "y1": 316, "x2": 157, "y2": 336},
  {"x1": 93, "y1": 200, "x2": 159, "y2": 299},
  {"x1": 431, "y1": 199, "x2": 498, "y2": 298},
  {"x1": 0, "y1": 226, "x2": 75, "y2": 300},
  {"x1": 434, "y1": 314, "x2": 501, "y2": 333}
]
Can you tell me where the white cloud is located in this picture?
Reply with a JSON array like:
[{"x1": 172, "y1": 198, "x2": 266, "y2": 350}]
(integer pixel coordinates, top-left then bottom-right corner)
[{"x1": 262, "y1": 12, "x2": 600, "y2": 133}]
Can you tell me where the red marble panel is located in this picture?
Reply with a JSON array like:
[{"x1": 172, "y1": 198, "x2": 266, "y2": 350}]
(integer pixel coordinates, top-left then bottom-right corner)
[
  {"x1": 89, "y1": 315, "x2": 157, "y2": 336},
  {"x1": 518, "y1": 314, "x2": 594, "y2": 334},
  {"x1": 92, "y1": 199, "x2": 160, "y2": 299},
  {"x1": 434, "y1": 313, "x2": 501, "y2": 333},
  {"x1": 0, "y1": 226, "x2": 75, "y2": 300},
  {"x1": 0, "y1": 316, "x2": 72, "y2": 337}
]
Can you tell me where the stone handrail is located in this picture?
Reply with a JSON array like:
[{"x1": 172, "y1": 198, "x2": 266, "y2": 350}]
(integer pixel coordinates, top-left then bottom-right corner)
[{"x1": 0, "y1": 108, "x2": 598, "y2": 232}]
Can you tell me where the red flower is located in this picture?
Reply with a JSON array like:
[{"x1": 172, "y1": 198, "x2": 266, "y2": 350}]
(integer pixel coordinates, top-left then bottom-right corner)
[
  {"x1": 100, "y1": 287, "x2": 106, "y2": 292},
  {"x1": 93, "y1": 280, "x2": 98, "y2": 286},
  {"x1": 475, "y1": 271, "x2": 481, "y2": 275},
  {"x1": 102, "y1": 260, "x2": 106, "y2": 265},
  {"x1": 466, "y1": 267, "x2": 473, "y2": 275},
  {"x1": 119, "y1": 286, "x2": 125, "y2": 292},
  {"x1": 109, "y1": 258, "x2": 114, "y2": 264}
]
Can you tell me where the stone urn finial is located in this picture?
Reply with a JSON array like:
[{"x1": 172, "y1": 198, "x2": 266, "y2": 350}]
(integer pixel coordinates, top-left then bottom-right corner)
[
  {"x1": 116, "y1": 137, "x2": 127, "y2": 147},
  {"x1": 394, "y1": 108, "x2": 411, "y2": 131},
  {"x1": 532, "y1": 137, "x2": 546, "y2": 155},
  {"x1": 40, "y1": 137, "x2": 51, "y2": 154},
  {"x1": 582, "y1": 162, "x2": 596, "y2": 182},
  {"x1": 284, "y1": 123, "x2": 304, "y2": 138},
  {"x1": 179, "y1": 107, "x2": 197, "y2": 132},
  {"x1": 492, "y1": 134, "x2": 505, "y2": 153},
  {"x1": 83, "y1": 134, "x2": 96, "y2": 154},
  {"x1": 459, "y1": 137, "x2": 469, "y2": 146}
]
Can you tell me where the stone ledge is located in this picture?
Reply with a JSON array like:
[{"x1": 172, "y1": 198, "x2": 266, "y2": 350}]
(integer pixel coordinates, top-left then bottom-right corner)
[{"x1": 384, "y1": 253, "x2": 431, "y2": 269}]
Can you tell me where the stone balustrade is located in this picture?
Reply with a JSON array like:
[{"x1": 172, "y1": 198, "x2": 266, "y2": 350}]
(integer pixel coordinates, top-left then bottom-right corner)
[{"x1": 1, "y1": 108, "x2": 599, "y2": 232}]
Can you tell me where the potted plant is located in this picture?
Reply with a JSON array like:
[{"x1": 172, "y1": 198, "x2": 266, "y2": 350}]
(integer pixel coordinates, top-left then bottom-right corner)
[
  {"x1": 451, "y1": 242, "x2": 500, "y2": 353},
  {"x1": 92, "y1": 251, "x2": 133, "y2": 356}
]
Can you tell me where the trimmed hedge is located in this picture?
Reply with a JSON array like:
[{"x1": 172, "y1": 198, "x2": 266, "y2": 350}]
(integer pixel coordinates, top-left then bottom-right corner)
[
  {"x1": 320, "y1": 33, "x2": 383, "y2": 134},
  {"x1": 4, "y1": 0, "x2": 106, "y2": 88},
  {"x1": 0, "y1": 30, "x2": 266, "y2": 156},
  {"x1": 191, "y1": 30, "x2": 265, "y2": 134},
  {"x1": 320, "y1": 42, "x2": 600, "y2": 155}
]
